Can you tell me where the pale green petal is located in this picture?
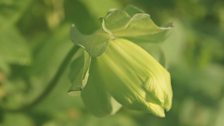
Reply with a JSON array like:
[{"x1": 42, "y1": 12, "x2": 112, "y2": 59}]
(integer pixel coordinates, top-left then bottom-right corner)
[
  {"x1": 112, "y1": 39, "x2": 172, "y2": 110},
  {"x1": 97, "y1": 52, "x2": 147, "y2": 110},
  {"x1": 97, "y1": 39, "x2": 172, "y2": 116},
  {"x1": 146, "y1": 102, "x2": 165, "y2": 117}
]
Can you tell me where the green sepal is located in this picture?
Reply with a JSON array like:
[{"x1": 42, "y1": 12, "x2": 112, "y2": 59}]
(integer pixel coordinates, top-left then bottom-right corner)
[
  {"x1": 103, "y1": 5, "x2": 144, "y2": 31},
  {"x1": 103, "y1": 9, "x2": 130, "y2": 31},
  {"x1": 68, "y1": 49, "x2": 91, "y2": 93},
  {"x1": 102, "y1": 6, "x2": 171, "y2": 43},
  {"x1": 71, "y1": 25, "x2": 111, "y2": 57},
  {"x1": 71, "y1": 6, "x2": 170, "y2": 57},
  {"x1": 81, "y1": 60, "x2": 121, "y2": 116}
]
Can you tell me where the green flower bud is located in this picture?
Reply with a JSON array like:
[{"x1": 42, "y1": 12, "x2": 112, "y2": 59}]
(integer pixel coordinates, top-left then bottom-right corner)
[
  {"x1": 69, "y1": 6, "x2": 173, "y2": 118},
  {"x1": 95, "y1": 38, "x2": 172, "y2": 117}
]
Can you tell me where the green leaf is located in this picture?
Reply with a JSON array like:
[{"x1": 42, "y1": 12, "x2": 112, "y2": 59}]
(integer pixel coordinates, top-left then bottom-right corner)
[
  {"x1": 0, "y1": 27, "x2": 31, "y2": 73},
  {"x1": 0, "y1": 60, "x2": 10, "y2": 74},
  {"x1": 68, "y1": 49, "x2": 91, "y2": 93},
  {"x1": 71, "y1": 25, "x2": 111, "y2": 57},
  {"x1": 0, "y1": 0, "x2": 31, "y2": 29},
  {"x1": 64, "y1": 0, "x2": 100, "y2": 33}
]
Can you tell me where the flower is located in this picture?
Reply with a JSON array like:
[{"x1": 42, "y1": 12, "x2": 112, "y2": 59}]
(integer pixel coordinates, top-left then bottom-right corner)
[
  {"x1": 69, "y1": 6, "x2": 173, "y2": 117},
  {"x1": 70, "y1": 38, "x2": 172, "y2": 117}
]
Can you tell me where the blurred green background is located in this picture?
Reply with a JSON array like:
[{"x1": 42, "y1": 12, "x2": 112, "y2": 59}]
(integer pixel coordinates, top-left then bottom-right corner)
[{"x1": 0, "y1": 0, "x2": 224, "y2": 126}]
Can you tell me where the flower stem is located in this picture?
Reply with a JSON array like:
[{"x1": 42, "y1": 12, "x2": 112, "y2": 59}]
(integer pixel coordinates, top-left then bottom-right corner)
[{"x1": 3, "y1": 45, "x2": 79, "y2": 112}]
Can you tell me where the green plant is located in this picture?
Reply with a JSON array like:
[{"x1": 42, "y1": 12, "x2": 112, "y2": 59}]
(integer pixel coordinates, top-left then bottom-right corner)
[{"x1": 0, "y1": 6, "x2": 172, "y2": 118}]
